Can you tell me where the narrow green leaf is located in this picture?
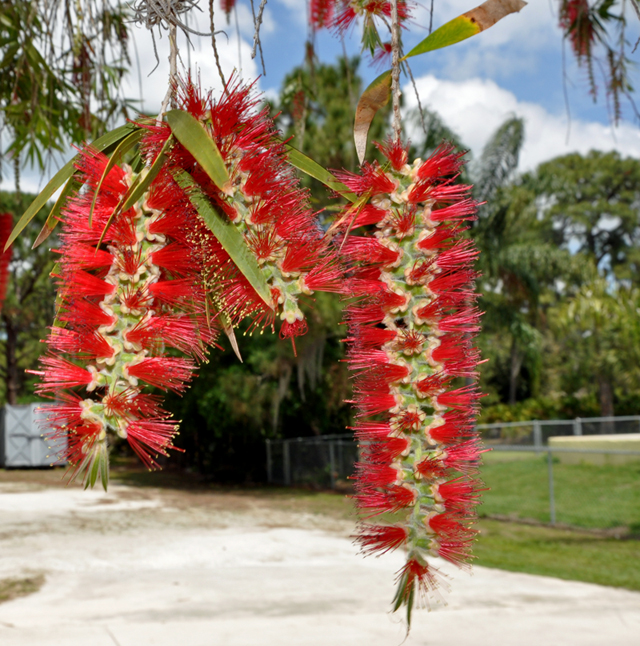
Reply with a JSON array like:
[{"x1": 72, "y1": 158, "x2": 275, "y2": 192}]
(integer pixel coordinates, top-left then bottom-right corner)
[
  {"x1": 87, "y1": 448, "x2": 101, "y2": 489},
  {"x1": 32, "y1": 176, "x2": 81, "y2": 249},
  {"x1": 285, "y1": 145, "x2": 357, "y2": 203},
  {"x1": 100, "y1": 444, "x2": 109, "y2": 492},
  {"x1": 165, "y1": 110, "x2": 229, "y2": 189},
  {"x1": 174, "y1": 170, "x2": 273, "y2": 311},
  {"x1": 8, "y1": 123, "x2": 138, "y2": 250},
  {"x1": 89, "y1": 128, "x2": 145, "y2": 225},
  {"x1": 96, "y1": 173, "x2": 143, "y2": 249},
  {"x1": 403, "y1": 0, "x2": 527, "y2": 59},
  {"x1": 353, "y1": 0, "x2": 527, "y2": 163},
  {"x1": 119, "y1": 135, "x2": 173, "y2": 213},
  {"x1": 6, "y1": 159, "x2": 76, "y2": 250}
]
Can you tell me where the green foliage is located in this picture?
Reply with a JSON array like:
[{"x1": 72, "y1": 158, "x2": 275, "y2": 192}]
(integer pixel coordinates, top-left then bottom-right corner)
[
  {"x1": 164, "y1": 293, "x2": 352, "y2": 482},
  {"x1": 0, "y1": 190, "x2": 56, "y2": 405},
  {"x1": 475, "y1": 519, "x2": 640, "y2": 591},
  {"x1": 535, "y1": 150, "x2": 640, "y2": 283},
  {"x1": 0, "y1": 0, "x2": 133, "y2": 175},
  {"x1": 480, "y1": 453, "x2": 640, "y2": 530},
  {"x1": 276, "y1": 55, "x2": 390, "y2": 205}
]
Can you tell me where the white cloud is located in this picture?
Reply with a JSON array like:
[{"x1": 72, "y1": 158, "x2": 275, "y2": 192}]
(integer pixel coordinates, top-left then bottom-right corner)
[
  {"x1": 124, "y1": 14, "x2": 261, "y2": 115},
  {"x1": 404, "y1": 74, "x2": 640, "y2": 170},
  {"x1": 408, "y1": 0, "x2": 560, "y2": 81}
]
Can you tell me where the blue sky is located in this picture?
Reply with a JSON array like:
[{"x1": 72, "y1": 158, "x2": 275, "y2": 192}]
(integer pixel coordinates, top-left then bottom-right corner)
[{"x1": 6, "y1": 0, "x2": 640, "y2": 194}]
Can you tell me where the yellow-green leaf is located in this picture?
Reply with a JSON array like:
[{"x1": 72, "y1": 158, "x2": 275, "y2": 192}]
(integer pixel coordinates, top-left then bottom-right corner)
[
  {"x1": 120, "y1": 135, "x2": 173, "y2": 213},
  {"x1": 353, "y1": 0, "x2": 527, "y2": 164},
  {"x1": 285, "y1": 145, "x2": 358, "y2": 203},
  {"x1": 165, "y1": 110, "x2": 229, "y2": 189},
  {"x1": 7, "y1": 123, "x2": 138, "y2": 250},
  {"x1": 174, "y1": 170, "x2": 273, "y2": 311},
  {"x1": 32, "y1": 175, "x2": 81, "y2": 249},
  {"x1": 403, "y1": 0, "x2": 527, "y2": 59}
]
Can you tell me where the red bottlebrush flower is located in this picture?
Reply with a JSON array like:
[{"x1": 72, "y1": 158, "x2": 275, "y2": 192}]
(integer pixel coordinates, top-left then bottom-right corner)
[
  {"x1": 126, "y1": 357, "x2": 196, "y2": 393},
  {"x1": 374, "y1": 137, "x2": 409, "y2": 171},
  {"x1": 356, "y1": 483, "x2": 417, "y2": 515},
  {"x1": 126, "y1": 418, "x2": 181, "y2": 470},
  {"x1": 31, "y1": 355, "x2": 99, "y2": 392},
  {"x1": 33, "y1": 145, "x2": 217, "y2": 489},
  {"x1": 559, "y1": 0, "x2": 596, "y2": 62},
  {"x1": 371, "y1": 42, "x2": 393, "y2": 69},
  {"x1": 357, "y1": 524, "x2": 407, "y2": 555},
  {"x1": 433, "y1": 477, "x2": 483, "y2": 512},
  {"x1": 417, "y1": 143, "x2": 465, "y2": 181},
  {"x1": 392, "y1": 557, "x2": 443, "y2": 614},
  {"x1": 342, "y1": 140, "x2": 483, "y2": 619},
  {"x1": 221, "y1": 0, "x2": 236, "y2": 19},
  {"x1": 310, "y1": 0, "x2": 336, "y2": 30},
  {"x1": 0, "y1": 213, "x2": 12, "y2": 314},
  {"x1": 426, "y1": 512, "x2": 476, "y2": 540},
  {"x1": 144, "y1": 77, "x2": 340, "y2": 344},
  {"x1": 335, "y1": 162, "x2": 397, "y2": 196}
]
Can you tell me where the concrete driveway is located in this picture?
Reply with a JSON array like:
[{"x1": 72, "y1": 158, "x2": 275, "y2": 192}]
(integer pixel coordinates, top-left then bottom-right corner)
[{"x1": 0, "y1": 479, "x2": 638, "y2": 646}]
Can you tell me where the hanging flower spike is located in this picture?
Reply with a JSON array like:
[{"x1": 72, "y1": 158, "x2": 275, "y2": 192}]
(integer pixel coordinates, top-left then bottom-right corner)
[
  {"x1": 341, "y1": 140, "x2": 484, "y2": 622},
  {"x1": 147, "y1": 77, "x2": 342, "y2": 350},
  {"x1": 31, "y1": 147, "x2": 219, "y2": 488},
  {"x1": 332, "y1": 1, "x2": 413, "y2": 56},
  {"x1": 310, "y1": 0, "x2": 337, "y2": 30},
  {"x1": 559, "y1": 0, "x2": 596, "y2": 63},
  {"x1": 0, "y1": 213, "x2": 12, "y2": 314}
]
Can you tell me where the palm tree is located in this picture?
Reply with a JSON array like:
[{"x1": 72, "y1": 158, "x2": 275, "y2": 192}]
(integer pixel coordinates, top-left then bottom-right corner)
[{"x1": 470, "y1": 117, "x2": 577, "y2": 404}]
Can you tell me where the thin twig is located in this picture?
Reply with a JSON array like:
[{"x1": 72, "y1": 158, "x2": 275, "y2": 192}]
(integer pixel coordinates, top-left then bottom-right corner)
[
  {"x1": 429, "y1": 0, "x2": 434, "y2": 34},
  {"x1": 157, "y1": 22, "x2": 178, "y2": 123},
  {"x1": 251, "y1": 0, "x2": 268, "y2": 75},
  {"x1": 404, "y1": 60, "x2": 427, "y2": 137},
  {"x1": 234, "y1": 1, "x2": 242, "y2": 73},
  {"x1": 390, "y1": 0, "x2": 402, "y2": 143},
  {"x1": 209, "y1": 0, "x2": 227, "y2": 88}
]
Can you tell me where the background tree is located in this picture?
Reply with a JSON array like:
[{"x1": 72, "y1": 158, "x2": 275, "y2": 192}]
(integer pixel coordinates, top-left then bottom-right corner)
[
  {"x1": 0, "y1": 191, "x2": 55, "y2": 405},
  {"x1": 0, "y1": 0, "x2": 132, "y2": 184},
  {"x1": 535, "y1": 151, "x2": 640, "y2": 285}
]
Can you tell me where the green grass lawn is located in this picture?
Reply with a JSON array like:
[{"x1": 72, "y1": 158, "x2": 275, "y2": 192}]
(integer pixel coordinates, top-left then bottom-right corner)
[
  {"x1": 475, "y1": 519, "x2": 640, "y2": 591},
  {"x1": 480, "y1": 451, "x2": 640, "y2": 531}
]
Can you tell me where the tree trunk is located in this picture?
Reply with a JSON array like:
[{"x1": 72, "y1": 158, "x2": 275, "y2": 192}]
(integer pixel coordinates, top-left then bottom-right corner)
[
  {"x1": 508, "y1": 339, "x2": 523, "y2": 405},
  {"x1": 4, "y1": 316, "x2": 19, "y2": 405},
  {"x1": 597, "y1": 374, "x2": 614, "y2": 432}
]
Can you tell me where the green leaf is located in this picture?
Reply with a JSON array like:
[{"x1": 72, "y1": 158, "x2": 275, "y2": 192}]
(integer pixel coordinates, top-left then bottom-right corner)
[
  {"x1": 32, "y1": 175, "x2": 81, "y2": 249},
  {"x1": 353, "y1": 0, "x2": 528, "y2": 163},
  {"x1": 89, "y1": 128, "x2": 145, "y2": 225},
  {"x1": 165, "y1": 110, "x2": 230, "y2": 189},
  {"x1": 119, "y1": 135, "x2": 173, "y2": 213},
  {"x1": 174, "y1": 170, "x2": 274, "y2": 311},
  {"x1": 7, "y1": 123, "x2": 138, "y2": 250},
  {"x1": 404, "y1": 0, "x2": 527, "y2": 59},
  {"x1": 285, "y1": 145, "x2": 357, "y2": 203}
]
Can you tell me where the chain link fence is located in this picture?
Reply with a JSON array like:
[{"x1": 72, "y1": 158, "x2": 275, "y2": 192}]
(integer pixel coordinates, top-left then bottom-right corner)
[{"x1": 266, "y1": 416, "x2": 640, "y2": 531}]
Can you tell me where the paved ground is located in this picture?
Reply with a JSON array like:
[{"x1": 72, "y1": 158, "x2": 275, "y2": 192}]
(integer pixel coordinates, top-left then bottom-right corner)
[{"x1": 0, "y1": 476, "x2": 639, "y2": 646}]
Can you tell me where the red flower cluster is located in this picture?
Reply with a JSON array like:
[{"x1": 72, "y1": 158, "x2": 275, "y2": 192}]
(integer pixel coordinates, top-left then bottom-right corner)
[
  {"x1": 0, "y1": 213, "x2": 12, "y2": 313},
  {"x1": 144, "y1": 78, "x2": 341, "y2": 347},
  {"x1": 309, "y1": 1, "x2": 412, "y2": 60},
  {"x1": 33, "y1": 79, "x2": 340, "y2": 485},
  {"x1": 31, "y1": 149, "x2": 220, "y2": 486},
  {"x1": 338, "y1": 139, "x2": 484, "y2": 616},
  {"x1": 559, "y1": 0, "x2": 596, "y2": 61}
]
